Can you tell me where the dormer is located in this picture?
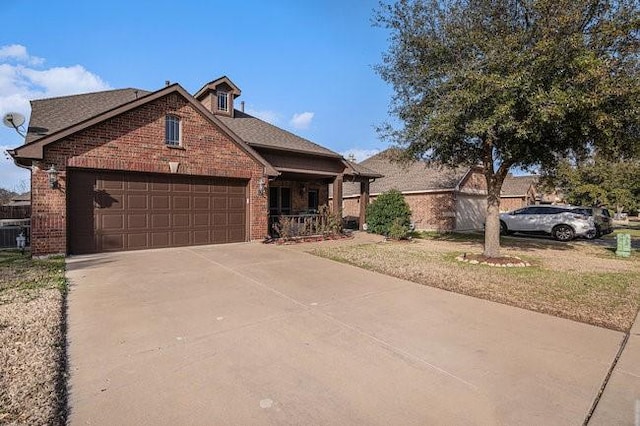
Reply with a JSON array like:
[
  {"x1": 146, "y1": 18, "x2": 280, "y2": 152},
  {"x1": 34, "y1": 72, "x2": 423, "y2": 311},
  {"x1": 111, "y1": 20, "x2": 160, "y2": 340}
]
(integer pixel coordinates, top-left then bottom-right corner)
[{"x1": 194, "y1": 76, "x2": 241, "y2": 118}]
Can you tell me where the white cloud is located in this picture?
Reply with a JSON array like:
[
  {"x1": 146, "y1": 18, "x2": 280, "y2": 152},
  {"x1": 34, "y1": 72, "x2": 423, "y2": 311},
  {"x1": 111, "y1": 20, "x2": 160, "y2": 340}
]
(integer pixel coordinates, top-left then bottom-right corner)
[
  {"x1": 245, "y1": 108, "x2": 281, "y2": 125},
  {"x1": 0, "y1": 44, "x2": 44, "y2": 66},
  {"x1": 340, "y1": 148, "x2": 380, "y2": 162},
  {"x1": 0, "y1": 44, "x2": 111, "y2": 190},
  {"x1": 289, "y1": 111, "x2": 314, "y2": 130}
]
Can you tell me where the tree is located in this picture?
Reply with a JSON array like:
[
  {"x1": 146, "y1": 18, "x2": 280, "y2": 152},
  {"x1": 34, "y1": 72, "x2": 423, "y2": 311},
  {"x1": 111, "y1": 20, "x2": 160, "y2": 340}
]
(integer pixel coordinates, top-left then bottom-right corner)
[
  {"x1": 543, "y1": 156, "x2": 640, "y2": 215},
  {"x1": 375, "y1": 0, "x2": 640, "y2": 256}
]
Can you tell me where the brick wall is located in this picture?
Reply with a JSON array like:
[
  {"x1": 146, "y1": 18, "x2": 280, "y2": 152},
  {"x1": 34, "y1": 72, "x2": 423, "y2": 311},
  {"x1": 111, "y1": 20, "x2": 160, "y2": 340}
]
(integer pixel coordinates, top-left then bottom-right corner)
[
  {"x1": 343, "y1": 191, "x2": 456, "y2": 231},
  {"x1": 32, "y1": 93, "x2": 267, "y2": 255},
  {"x1": 500, "y1": 197, "x2": 527, "y2": 212}
]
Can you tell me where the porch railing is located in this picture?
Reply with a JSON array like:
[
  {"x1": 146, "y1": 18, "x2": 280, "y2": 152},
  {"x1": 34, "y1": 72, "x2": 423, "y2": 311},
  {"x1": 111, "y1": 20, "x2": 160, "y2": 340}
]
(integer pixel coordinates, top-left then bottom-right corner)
[{"x1": 269, "y1": 214, "x2": 327, "y2": 238}]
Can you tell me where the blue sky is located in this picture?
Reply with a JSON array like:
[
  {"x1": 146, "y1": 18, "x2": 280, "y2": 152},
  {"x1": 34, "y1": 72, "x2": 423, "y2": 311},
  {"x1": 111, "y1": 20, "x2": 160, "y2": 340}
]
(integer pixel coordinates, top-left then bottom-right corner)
[{"x1": 0, "y1": 0, "x2": 394, "y2": 191}]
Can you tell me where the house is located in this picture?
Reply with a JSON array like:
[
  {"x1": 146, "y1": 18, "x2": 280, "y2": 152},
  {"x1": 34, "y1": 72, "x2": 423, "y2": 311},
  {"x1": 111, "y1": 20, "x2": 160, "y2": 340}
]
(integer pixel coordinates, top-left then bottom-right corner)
[
  {"x1": 499, "y1": 175, "x2": 538, "y2": 211},
  {"x1": 338, "y1": 150, "x2": 543, "y2": 231},
  {"x1": 0, "y1": 193, "x2": 31, "y2": 220},
  {"x1": 338, "y1": 150, "x2": 488, "y2": 231},
  {"x1": 8, "y1": 76, "x2": 379, "y2": 255}
]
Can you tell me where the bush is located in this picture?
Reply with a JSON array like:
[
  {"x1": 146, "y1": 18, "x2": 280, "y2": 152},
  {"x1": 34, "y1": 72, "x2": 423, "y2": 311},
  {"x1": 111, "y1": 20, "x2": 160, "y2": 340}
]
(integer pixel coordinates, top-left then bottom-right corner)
[{"x1": 365, "y1": 189, "x2": 412, "y2": 237}]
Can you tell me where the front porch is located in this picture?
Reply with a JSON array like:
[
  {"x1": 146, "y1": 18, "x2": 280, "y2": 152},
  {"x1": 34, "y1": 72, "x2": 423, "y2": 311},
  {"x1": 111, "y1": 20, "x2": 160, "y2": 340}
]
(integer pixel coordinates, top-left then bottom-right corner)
[{"x1": 267, "y1": 171, "x2": 373, "y2": 238}]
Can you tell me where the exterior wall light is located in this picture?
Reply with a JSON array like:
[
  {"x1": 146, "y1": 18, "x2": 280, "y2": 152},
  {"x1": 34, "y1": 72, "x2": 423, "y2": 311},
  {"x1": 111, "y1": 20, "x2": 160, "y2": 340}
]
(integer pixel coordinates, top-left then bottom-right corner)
[
  {"x1": 46, "y1": 165, "x2": 59, "y2": 189},
  {"x1": 258, "y1": 177, "x2": 266, "y2": 196}
]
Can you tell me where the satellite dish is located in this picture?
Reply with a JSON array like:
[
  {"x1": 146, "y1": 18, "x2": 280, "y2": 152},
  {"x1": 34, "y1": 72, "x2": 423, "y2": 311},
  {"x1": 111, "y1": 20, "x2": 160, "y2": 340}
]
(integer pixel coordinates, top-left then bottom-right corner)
[
  {"x1": 3, "y1": 112, "x2": 25, "y2": 128},
  {"x1": 2, "y1": 112, "x2": 26, "y2": 137}
]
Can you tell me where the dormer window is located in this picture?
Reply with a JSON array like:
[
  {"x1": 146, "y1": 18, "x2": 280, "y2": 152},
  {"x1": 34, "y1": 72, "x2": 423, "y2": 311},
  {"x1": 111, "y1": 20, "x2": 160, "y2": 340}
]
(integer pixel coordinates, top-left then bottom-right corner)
[
  {"x1": 217, "y1": 91, "x2": 229, "y2": 112},
  {"x1": 165, "y1": 115, "x2": 181, "y2": 146}
]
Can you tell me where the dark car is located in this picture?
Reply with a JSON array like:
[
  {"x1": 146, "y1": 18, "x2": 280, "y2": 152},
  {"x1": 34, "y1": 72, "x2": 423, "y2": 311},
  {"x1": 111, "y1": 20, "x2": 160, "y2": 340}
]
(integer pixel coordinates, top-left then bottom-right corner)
[{"x1": 569, "y1": 206, "x2": 613, "y2": 238}]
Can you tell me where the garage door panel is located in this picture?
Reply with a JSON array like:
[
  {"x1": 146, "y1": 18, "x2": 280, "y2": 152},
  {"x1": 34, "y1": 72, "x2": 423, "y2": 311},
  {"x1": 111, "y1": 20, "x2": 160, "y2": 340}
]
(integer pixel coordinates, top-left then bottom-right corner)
[
  {"x1": 228, "y1": 213, "x2": 244, "y2": 226},
  {"x1": 102, "y1": 215, "x2": 124, "y2": 230},
  {"x1": 213, "y1": 213, "x2": 227, "y2": 225},
  {"x1": 128, "y1": 214, "x2": 148, "y2": 229},
  {"x1": 212, "y1": 229, "x2": 227, "y2": 242},
  {"x1": 96, "y1": 191, "x2": 123, "y2": 210},
  {"x1": 172, "y1": 231, "x2": 190, "y2": 246},
  {"x1": 69, "y1": 171, "x2": 247, "y2": 254},
  {"x1": 213, "y1": 197, "x2": 228, "y2": 210},
  {"x1": 127, "y1": 233, "x2": 149, "y2": 249},
  {"x1": 228, "y1": 185, "x2": 245, "y2": 194},
  {"x1": 152, "y1": 196, "x2": 170, "y2": 209},
  {"x1": 152, "y1": 214, "x2": 170, "y2": 228},
  {"x1": 173, "y1": 182, "x2": 190, "y2": 192},
  {"x1": 128, "y1": 180, "x2": 149, "y2": 191},
  {"x1": 193, "y1": 230, "x2": 210, "y2": 244},
  {"x1": 151, "y1": 232, "x2": 170, "y2": 247},
  {"x1": 151, "y1": 180, "x2": 170, "y2": 191},
  {"x1": 128, "y1": 195, "x2": 148, "y2": 210},
  {"x1": 173, "y1": 214, "x2": 190, "y2": 227},
  {"x1": 193, "y1": 197, "x2": 210, "y2": 209},
  {"x1": 194, "y1": 213, "x2": 210, "y2": 226},
  {"x1": 101, "y1": 234, "x2": 124, "y2": 251},
  {"x1": 101, "y1": 178, "x2": 124, "y2": 190},
  {"x1": 228, "y1": 228, "x2": 244, "y2": 242},
  {"x1": 173, "y1": 196, "x2": 190, "y2": 209}
]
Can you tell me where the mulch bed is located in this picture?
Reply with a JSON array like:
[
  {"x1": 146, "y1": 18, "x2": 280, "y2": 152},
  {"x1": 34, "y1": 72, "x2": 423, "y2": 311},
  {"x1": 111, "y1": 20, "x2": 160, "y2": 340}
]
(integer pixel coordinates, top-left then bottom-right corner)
[
  {"x1": 456, "y1": 253, "x2": 531, "y2": 267},
  {"x1": 263, "y1": 233, "x2": 354, "y2": 245}
]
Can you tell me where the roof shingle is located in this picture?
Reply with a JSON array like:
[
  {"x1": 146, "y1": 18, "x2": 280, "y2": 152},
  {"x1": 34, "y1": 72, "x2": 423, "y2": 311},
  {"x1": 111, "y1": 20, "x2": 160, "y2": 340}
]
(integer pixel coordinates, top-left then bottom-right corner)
[
  {"x1": 26, "y1": 88, "x2": 150, "y2": 144},
  {"x1": 501, "y1": 175, "x2": 538, "y2": 196},
  {"x1": 342, "y1": 149, "x2": 468, "y2": 196},
  {"x1": 217, "y1": 110, "x2": 341, "y2": 158}
]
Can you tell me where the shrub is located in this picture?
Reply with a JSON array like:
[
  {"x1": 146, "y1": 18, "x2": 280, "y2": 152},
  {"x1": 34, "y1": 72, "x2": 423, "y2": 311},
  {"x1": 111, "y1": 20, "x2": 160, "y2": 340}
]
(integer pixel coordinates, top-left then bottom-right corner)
[
  {"x1": 387, "y1": 217, "x2": 410, "y2": 240},
  {"x1": 366, "y1": 189, "x2": 412, "y2": 236}
]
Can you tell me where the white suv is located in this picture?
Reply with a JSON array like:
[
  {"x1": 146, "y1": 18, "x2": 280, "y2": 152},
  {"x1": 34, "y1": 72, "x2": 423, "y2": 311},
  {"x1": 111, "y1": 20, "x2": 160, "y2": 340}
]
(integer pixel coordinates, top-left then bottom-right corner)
[{"x1": 500, "y1": 205, "x2": 596, "y2": 241}]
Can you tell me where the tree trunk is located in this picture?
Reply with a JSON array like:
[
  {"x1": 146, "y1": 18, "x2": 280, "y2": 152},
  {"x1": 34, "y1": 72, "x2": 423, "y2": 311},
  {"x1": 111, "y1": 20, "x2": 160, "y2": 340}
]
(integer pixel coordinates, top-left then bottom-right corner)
[{"x1": 484, "y1": 186, "x2": 502, "y2": 258}]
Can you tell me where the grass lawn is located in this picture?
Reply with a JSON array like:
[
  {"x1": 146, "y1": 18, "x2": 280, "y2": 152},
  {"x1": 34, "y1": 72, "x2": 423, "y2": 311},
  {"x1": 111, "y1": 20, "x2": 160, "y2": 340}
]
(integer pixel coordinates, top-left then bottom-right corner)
[
  {"x1": 311, "y1": 236, "x2": 640, "y2": 332},
  {"x1": 0, "y1": 250, "x2": 67, "y2": 425}
]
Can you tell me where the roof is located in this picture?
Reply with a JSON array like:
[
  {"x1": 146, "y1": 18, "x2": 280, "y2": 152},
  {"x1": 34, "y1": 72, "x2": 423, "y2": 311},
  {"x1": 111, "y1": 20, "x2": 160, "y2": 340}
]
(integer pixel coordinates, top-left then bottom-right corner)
[
  {"x1": 501, "y1": 175, "x2": 538, "y2": 197},
  {"x1": 11, "y1": 84, "x2": 278, "y2": 176},
  {"x1": 217, "y1": 110, "x2": 342, "y2": 158},
  {"x1": 26, "y1": 89, "x2": 150, "y2": 144},
  {"x1": 11, "y1": 192, "x2": 30, "y2": 202},
  {"x1": 194, "y1": 76, "x2": 241, "y2": 100},
  {"x1": 342, "y1": 149, "x2": 468, "y2": 196}
]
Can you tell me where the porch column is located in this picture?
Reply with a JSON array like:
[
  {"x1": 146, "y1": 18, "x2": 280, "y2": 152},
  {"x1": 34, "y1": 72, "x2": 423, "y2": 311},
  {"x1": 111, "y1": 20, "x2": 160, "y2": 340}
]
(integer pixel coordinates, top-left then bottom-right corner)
[
  {"x1": 359, "y1": 180, "x2": 370, "y2": 231},
  {"x1": 332, "y1": 174, "x2": 343, "y2": 214}
]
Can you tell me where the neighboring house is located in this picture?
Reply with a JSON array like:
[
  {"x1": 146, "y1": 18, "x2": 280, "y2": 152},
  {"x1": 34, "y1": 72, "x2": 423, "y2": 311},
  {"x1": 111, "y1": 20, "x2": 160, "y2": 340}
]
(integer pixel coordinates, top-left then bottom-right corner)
[
  {"x1": 0, "y1": 193, "x2": 31, "y2": 220},
  {"x1": 499, "y1": 175, "x2": 538, "y2": 212},
  {"x1": 337, "y1": 150, "x2": 488, "y2": 231},
  {"x1": 9, "y1": 76, "x2": 379, "y2": 255},
  {"x1": 337, "y1": 150, "x2": 545, "y2": 231}
]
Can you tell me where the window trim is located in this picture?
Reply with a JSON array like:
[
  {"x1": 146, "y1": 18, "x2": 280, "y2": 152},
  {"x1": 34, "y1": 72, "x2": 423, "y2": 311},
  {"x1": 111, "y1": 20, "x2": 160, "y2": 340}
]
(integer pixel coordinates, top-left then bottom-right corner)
[
  {"x1": 217, "y1": 91, "x2": 229, "y2": 112},
  {"x1": 165, "y1": 114, "x2": 182, "y2": 147}
]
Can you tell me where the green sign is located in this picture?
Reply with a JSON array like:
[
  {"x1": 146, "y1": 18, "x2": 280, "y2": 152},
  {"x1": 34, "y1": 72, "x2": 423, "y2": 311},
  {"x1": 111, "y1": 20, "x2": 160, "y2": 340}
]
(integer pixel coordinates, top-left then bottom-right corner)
[{"x1": 616, "y1": 233, "x2": 631, "y2": 258}]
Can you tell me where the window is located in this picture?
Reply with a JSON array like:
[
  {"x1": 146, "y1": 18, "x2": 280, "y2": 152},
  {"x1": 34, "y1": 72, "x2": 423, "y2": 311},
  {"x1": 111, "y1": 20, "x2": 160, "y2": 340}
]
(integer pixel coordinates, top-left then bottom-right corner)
[
  {"x1": 165, "y1": 115, "x2": 181, "y2": 146},
  {"x1": 217, "y1": 91, "x2": 229, "y2": 112},
  {"x1": 308, "y1": 189, "x2": 319, "y2": 212},
  {"x1": 269, "y1": 187, "x2": 291, "y2": 216}
]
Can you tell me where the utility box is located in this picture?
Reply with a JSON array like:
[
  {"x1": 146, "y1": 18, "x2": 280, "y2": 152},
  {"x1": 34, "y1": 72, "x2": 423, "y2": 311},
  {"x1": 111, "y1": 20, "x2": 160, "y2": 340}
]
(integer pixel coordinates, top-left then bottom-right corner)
[{"x1": 616, "y1": 233, "x2": 631, "y2": 258}]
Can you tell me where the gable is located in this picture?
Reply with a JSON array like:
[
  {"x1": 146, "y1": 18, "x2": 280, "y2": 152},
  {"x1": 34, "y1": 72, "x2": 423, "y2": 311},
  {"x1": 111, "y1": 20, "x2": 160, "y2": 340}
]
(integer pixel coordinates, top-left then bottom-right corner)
[
  {"x1": 10, "y1": 85, "x2": 277, "y2": 176},
  {"x1": 46, "y1": 93, "x2": 263, "y2": 178}
]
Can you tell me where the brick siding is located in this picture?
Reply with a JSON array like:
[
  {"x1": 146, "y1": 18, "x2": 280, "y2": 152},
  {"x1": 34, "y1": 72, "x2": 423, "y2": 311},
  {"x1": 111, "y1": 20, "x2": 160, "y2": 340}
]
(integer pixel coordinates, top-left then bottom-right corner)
[
  {"x1": 343, "y1": 191, "x2": 456, "y2": 231},
  {"x1": 32, "y1": 93, "x2": 267, "y2": 255}
]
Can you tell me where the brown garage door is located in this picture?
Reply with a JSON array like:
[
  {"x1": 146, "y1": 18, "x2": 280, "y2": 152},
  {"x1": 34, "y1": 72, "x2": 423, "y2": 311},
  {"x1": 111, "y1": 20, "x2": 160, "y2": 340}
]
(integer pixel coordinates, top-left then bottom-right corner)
[{"x1": 68, "y1": 170, "x2": 247, "y2": 254}]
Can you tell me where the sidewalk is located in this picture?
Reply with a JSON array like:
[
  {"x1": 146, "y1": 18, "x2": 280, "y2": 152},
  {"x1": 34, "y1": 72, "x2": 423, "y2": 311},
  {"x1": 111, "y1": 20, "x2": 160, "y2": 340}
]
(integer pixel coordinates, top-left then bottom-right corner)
[{"x1": 590, "y1": 312, "x2": 640, "y2": 425}]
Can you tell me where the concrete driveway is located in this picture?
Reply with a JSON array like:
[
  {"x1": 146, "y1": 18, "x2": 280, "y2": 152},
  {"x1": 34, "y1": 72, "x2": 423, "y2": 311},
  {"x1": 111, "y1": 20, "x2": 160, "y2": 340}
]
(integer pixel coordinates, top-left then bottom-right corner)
[{"x1": 66, "y1": 242, "x2": 624, "y2": 425}]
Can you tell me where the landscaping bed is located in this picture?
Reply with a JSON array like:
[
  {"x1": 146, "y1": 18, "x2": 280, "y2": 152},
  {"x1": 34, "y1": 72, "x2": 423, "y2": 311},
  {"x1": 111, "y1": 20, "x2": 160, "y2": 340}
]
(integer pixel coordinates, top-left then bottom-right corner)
[
  {"x1": 0, "y1": 250, "x2": 67, "y2": 425},
  {"x1": 311, "y1": 236, "x2": 640, "y2": 331}
]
